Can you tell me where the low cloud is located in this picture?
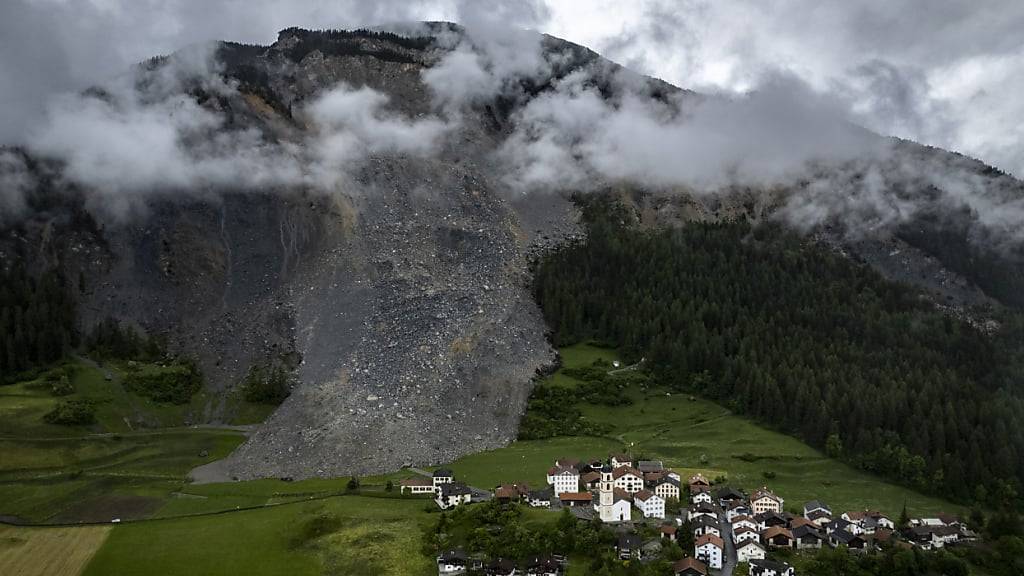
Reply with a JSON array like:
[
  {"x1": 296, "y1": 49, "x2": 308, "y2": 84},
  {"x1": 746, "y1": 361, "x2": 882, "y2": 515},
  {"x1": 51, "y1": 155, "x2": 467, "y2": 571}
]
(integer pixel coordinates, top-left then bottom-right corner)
[{"x1": 0, "y1": 150, "x2": 32, "y2": 224}]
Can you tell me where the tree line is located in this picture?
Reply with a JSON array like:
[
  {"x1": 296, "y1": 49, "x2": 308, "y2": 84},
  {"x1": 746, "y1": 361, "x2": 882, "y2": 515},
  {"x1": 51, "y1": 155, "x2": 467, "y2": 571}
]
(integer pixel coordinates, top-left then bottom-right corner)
[
  {"x1": 0, "y1": 265, "x2": 77, "y2": 382},
  {"x1": 533, "y1": 197, "x2": 1024, "y2": 507}
]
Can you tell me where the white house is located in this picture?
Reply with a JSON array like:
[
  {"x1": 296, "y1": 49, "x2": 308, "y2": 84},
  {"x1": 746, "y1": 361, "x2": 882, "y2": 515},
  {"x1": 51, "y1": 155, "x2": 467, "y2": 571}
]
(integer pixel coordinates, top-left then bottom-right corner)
[
  {"x1": 433, "y1": 468, "x2": 454, "y2": 487},
  {"x1": 695, "y1": 534, "x2": 724, "y2": 570},
  {"x1": 400, "y1": 476, "x2": 437, "y2": 495},
  {"x1": 736, "y1": 540, "x2": 767, "y2": 563},
  {"x1": 546, "y1": 465, "x2": 580, "y2": 497},
  {"x1": 732, "y1": 515, "x2": 758, "y2": 534},
  {"x1": 733, "y1": 527, "x2": 760, "y2": 545},
  {"x1": 437, "y1": 549, "x2": 468, "y2": 575},
  {"x1": 633, "y1": 490, "x2": 666, "y2": 519},
  {"x1": 751, "y1": 487, "x2": 784, "y2": 515},
  {"x1": 527, "y1": 490, "x2": 552, "y2": 508},
  {"x1": 613, "y1": 466, "x2": 645, "y2": 493},
  {"x1": 804, "y1": 500, "x2": 831, "y2": 518},
  {"x1": 691, "y1": 490, "x2": 713, "y2": 505},
  {"x1": 749, "y1": 559, "x2": 795, "y2": 576},
  {"x1": 688, "y1": 503, "x2": 717, "y2": 522},
  {"x1": 652, "y1": 477, "x2": 681, "y2": 501},
  {"x1": 435, "y1": 483, "x2": 472, "y2": 509},
  {"x1": 610, "y1": 453, "x2": 633, "y2": 468},
  {"x1": 842, "y1": 510, "x2": 895, "y2": 534},
  {"x1": 692, "y1": 516, "x2": 722, "y2": 539}
]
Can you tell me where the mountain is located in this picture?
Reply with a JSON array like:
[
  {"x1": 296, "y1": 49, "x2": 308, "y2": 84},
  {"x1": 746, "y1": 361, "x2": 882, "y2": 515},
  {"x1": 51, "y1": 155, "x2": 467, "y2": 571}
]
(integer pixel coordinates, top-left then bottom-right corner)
[{"x1": 0, "y1": 25, "x2": 1021, "y2": 481}]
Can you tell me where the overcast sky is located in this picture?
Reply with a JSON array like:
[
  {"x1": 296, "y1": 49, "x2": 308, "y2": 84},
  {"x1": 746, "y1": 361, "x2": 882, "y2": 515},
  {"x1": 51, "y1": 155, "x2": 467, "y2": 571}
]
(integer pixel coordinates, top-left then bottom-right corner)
[{"x1": 1, "y1": 0, "x2": 1022, "y2": 175}]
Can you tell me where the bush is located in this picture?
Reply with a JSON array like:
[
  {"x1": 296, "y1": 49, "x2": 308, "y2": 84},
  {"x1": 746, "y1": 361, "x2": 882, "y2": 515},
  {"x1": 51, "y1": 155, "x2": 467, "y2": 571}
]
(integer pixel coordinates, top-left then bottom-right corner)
[
  {"x1": 242, "y1": 364, "x2": 292, "y2": 405},
  {"x1": 123, "y1": 361, "x2": 201, "y2": 404},
  {"x1": 49, "y1": 374, "x2": 75, "y2": 396},
  {"x1": 44, "y1": 399, "x2": 96, "y2": 425}
]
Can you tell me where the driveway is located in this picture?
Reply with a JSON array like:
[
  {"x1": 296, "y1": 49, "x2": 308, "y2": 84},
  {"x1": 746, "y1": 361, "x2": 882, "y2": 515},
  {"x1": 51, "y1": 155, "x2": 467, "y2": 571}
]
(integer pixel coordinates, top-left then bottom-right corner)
[{"x1": 717, "y1": 508, "x2": 737, "y2": 576}]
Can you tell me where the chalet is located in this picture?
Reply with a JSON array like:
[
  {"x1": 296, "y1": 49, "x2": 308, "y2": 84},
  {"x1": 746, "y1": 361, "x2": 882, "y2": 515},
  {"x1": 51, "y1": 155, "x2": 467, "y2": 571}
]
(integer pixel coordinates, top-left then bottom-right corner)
[
  {"x1": 637, "y1": 460, "x2": 664, "y2": 474},
  {"x1": 554, "y1": 458, "x2": 580, "y2": 469},
  {"x1": 437, "y1": 548, "x2": 468, "y2": 575},
  {"x1": 804, "y1": 500, "x2": 831, "y2": 518},
  {"x1": 546, "y1": 465, "x2": 580, "y2": 497},
  {"x1": 749, "y1": 559, "x2": 795, "y2": 576},
  {"x1": 527, "y1": 489, "x2": 552, "y2": 508},
  {"x1": 436, "y1": 483, "x2": 472, "y2": 509},
  {"x1": 616, "y1": 533, "x2": 643, "y2": 560},
  {"x1": 612, "y1": 466, "x2": 645, "y2": 493},
  {"x1": 673, "y1": 557, "x2": 708, "y2": 576},
  {"x1": 792, "y1": 524, "x2": 825, "y2": 549},
  {"x1": 843, "y1": 510, "x2": 895, "y2": 534},
  {"x1": 559, "y1": 492, "x2": 593, "y2": 507},
  {"x1": 733, "y1": 527, "x2": 760, "y2": 544},
  {"x1": 755, "y1": 511, "x2": 788, "y2": 530},
  {"x1": 806, "y1": 508, "x2": 833, "y2": 526},
  {"x1": 751, "y1": 487, "x2": 784, "y2": 514},
  {"x1": 762, "y1": 526, "x2": 794, "y2": 548},
  {"x1": 830, "y1": 528, "x2": 868, "y2": 550},
  {"x1": 826, "y1": 517, "x2": 862, "y2": 536},
  {"x1": 688, "y1": 474, "x2": 710, "y2": 493},
  {"x1": 732, "y1": 515, "x2": 758, "y2": 533},
  {"x1": 494, "y1": 484, "x2": 529, "y2": 503},
  {"x1": 484, "y1": 558, "x2": 516, "y2": 576},
  {"x1": 433, "y1": 468, "x2": 454, "y2": 487},
  {"x1": 907, "y1": 525, "x2": 959, "y2": 550},
  {"x1": 633, "y1": 490, "x2": 666, "y2": 519},
  {"x1": 580, "y1": 471, "x2": 602, "y2": 490},
  {"x1": 694, "y1": 534, "x2": 724, "y2": 570},
  {"x1": 661, "y1": 524, "x2": 678, "y2": 542},
  {"x1": 400, "y1": 476, "x2": 437, "y2": 495},
  {"x1": 610, "y1": 453, "x2": 633, "y2": 468},
  {"x1": 691, "y1": 490, "x2": 713, "y2": 505},
  {"x1": 688, "y1": 503, "x2": 717, "y2": 522},
  {"x1": 911, "y1": 513, "x2": 960, "y2": 529},
  {"x1": 692, "y1": 515, "x2": 722, "y2": 538},
  {"x1": 652, "y1": 477, "x2": 682, "y2": 501},
  {"x1": 736, "y1": 539, "x2": 767, "y2": 563},
  {"x1": 726, "y1": 501, "x2": 752, "y2": 521},
  {"x1": 524, "y1": 555, "x2": 560, "y2": 576},
  {"x1": 716, "y1": 486, "x2": 746, "y2": 506},
  {"x1": 788, "y1": 516, "x2": 814, "y2": 530}
]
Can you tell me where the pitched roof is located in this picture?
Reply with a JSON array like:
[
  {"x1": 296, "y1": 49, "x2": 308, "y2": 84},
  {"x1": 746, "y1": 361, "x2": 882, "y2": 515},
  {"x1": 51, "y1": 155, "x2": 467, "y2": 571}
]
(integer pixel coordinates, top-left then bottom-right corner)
[
  {"x1": 673, "y1": 557, "x2": 708, "y2": 575},
  {"x1": 527, "y1": 489, "x2": 552, "y2": 500},
  {"x1": 559, "y1": 491, "x2": 592, "y2": 502},
  {"x1": 547, "y1": 465, "x2": 579, "y2": 476},
  {"x1": 555, "y1": 457, "x2": 580, "y2": 468},
  {"x1": 737, "y1": 539, "x2": 765, "y2": 551},
  {"x1": 695, "y1": 533, "x2": 724, "y2": 549},
  {"x1": 433, "y1": 468, "x2": 453, "y2": 478},
  {"x1": 750, "y1": 559, "x2": 792, "y2": 572},
  {"x1": 617, "y1": 533, "x2": 642, "y2": 548},
  {"x1": 612, "y1": 466, "x2": 643, "y2": 479},
  {"x1": 807, "y1": 509, "x2": 832, "y2": 521},
  {"x1": 789, "y1": 517, "x2": 814, "y2": 529},
  {"x1": 804, "y1": 500, "x2": 830, "y2": 512},
  {"x1": 437, "y1": 548, "x2": 468, "y2": 562},
  {"x1": 716, "y1": 486, "x2": 745, "y2": 500},
  {"x1": 613, "y1": 488, "x2": 632, "y2": 503},
  {"x1": 637, "y1": 460, "x2": 664, "y2": 472},
  {"x1": 734, "y1": 527, "x2": 758, "y2": 536},
  {"x1": 439, "y1": 483, "x2": 471, "y2": 497},
  {"x1": 694, "y1": 515, "x2": 721, "y2": 529},
  {"x1": 792, "y1": 525, "x2": 824, "y2": 539},
  {"x1": 580, "y1": 471, "x2": 601, "y2": 484},
  {"x1": 689, "y1": 474, "x2": 710, "y2": 486},
  {"x1": 762, "y1": 526, "x2": 793, "y2": 540},
  {"x1": 732, "y1": 515, "x2": 754, "y2": 524},
  {"x1": 751, "y1": 487, "x2": 781, "y2": 503},
  {"x1": 610, "y1": 452, "x2": 631, "y2": 462},
  {"x1": 400, "y1": 476, "x2": 433, "y2": 487},
  {"x1": 661, "y1": 524, "x2": 678, "y2": 535},
  {"x1": 634, "y1": 489, "x2": 656, "y2": 502},
  {"x1": 653, "y1": 476, "x2": 681, "y2": 488}
]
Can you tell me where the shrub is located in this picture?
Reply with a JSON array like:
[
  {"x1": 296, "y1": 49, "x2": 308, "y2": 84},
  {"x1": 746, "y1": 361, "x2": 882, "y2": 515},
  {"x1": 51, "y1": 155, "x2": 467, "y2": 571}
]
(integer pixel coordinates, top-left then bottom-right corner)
[
  {"x1": 44, "y1": 400, "x2": 96, "y2": 425},
  {"x1": 242, "y1": 364, "x2": 292, "y2": 405},
  {"x1": 123, "y1": 361, "x2": 201, "y2": 404}
]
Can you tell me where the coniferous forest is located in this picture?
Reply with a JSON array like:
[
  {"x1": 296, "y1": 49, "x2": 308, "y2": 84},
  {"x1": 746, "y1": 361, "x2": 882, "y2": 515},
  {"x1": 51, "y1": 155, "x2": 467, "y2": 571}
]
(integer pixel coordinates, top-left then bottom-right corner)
[
  {"x1": 534, "y1": 198, "x2": 1024, "y2": 506},
  {"x1": 0, "y1": 265, "x2": 77, "y2": 382}
]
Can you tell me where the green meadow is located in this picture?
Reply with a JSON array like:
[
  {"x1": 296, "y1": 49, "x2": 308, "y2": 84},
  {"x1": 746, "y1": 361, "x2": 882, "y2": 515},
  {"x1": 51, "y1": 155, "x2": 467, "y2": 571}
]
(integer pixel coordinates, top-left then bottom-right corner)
[{"x1": 446, "y1": 343, "x2": 960, "y2": 518}]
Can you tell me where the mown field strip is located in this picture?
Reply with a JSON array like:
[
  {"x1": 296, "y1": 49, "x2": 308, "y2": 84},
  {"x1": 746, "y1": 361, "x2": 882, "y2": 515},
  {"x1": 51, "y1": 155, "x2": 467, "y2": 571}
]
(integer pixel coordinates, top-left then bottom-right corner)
[{"x1": 0, "y1": 525, "x2": 111, "y2": 576}]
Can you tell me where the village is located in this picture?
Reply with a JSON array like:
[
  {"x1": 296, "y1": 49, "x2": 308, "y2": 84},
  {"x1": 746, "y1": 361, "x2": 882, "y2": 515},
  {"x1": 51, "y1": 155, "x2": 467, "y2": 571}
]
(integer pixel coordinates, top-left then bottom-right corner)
[{"x1": 402, "y1": 454, "x2": 976, "y2": 576}]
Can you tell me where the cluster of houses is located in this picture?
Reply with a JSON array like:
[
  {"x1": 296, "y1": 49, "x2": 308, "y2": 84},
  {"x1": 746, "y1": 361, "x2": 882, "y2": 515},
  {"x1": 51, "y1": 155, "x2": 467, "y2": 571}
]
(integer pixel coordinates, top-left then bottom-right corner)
[
  {"x1": 437, "y1": 550, "x2": 564, "y2": 576},
  {"x1": 409, "y1": 455, "x2": 975, "y2": 576}
]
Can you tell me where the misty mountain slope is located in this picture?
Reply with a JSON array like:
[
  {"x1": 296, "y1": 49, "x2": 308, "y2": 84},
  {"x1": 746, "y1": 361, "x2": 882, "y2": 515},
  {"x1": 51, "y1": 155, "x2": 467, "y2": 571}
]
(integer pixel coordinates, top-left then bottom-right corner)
[{"x1": 2, "y1": 25, "x2": 1023, "y2": 479}]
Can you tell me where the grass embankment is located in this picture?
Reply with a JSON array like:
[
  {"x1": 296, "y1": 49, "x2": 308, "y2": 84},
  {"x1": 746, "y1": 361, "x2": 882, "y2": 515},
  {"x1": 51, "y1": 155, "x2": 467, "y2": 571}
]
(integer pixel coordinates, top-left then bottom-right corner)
[
  {"x1": 83, "y1": 495, "x2": 435, "y2": 576},
  {"x1": 448, "y1": 343, "x2": 960, "y2": 518},
  {"x1": 0, "y1": 362, "x2": 248, "y2": 523}
]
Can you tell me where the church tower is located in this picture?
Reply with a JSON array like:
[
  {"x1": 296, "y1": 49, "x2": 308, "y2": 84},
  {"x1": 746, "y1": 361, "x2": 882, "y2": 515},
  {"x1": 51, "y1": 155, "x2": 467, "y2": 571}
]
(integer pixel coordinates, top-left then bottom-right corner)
[{"x1": 598, "y1": 463, "x2": 615, "y2": 522}]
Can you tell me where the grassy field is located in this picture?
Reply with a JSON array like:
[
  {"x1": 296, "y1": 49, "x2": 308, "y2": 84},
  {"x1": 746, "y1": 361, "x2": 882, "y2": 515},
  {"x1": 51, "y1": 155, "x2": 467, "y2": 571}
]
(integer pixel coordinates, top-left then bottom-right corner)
[
  {"x1": 447, "y1": 343, "x2": 961, "y2": 519},
  {"x1": 0, "y1": 525, "x2": 111, "y2": 576},
  {"x1": 83, "y1": 495, "x2": 435, "y2": 576}
]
